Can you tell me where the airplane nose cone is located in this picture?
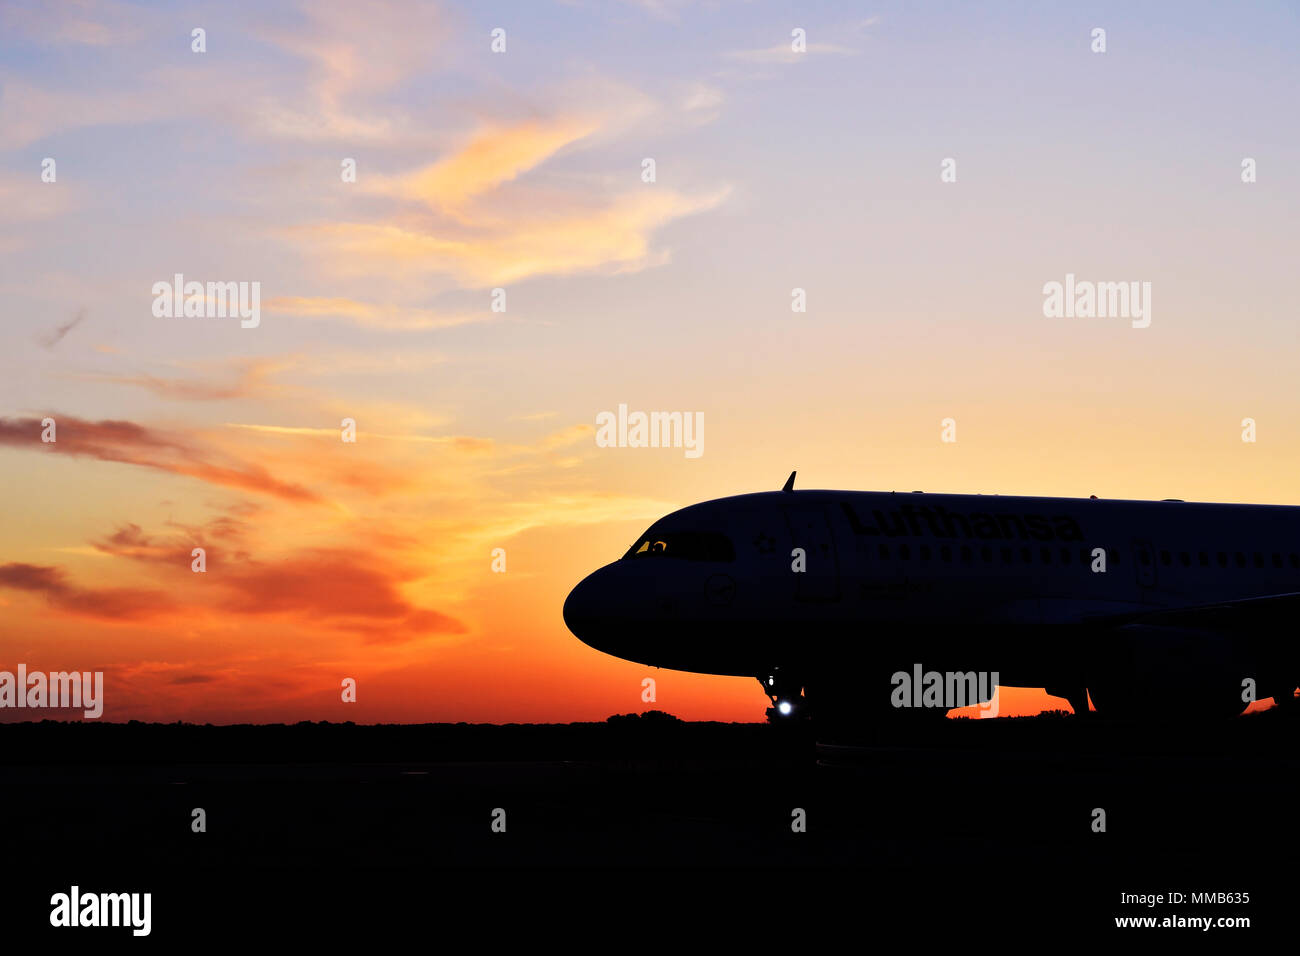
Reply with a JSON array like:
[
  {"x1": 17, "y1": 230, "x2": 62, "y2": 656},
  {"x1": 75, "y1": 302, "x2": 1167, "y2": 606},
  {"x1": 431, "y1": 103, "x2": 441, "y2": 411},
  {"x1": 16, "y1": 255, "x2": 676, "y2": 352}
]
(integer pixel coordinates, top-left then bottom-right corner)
[
  {"x1": 564, "y1": 563, "x2": 667, "y2": 665},
  {"x1": 562, "y1": 569, "x2": 601, "y2": 647},
  {"x1": 564, "y1": 564, "x2": 633, "y2": 656}
]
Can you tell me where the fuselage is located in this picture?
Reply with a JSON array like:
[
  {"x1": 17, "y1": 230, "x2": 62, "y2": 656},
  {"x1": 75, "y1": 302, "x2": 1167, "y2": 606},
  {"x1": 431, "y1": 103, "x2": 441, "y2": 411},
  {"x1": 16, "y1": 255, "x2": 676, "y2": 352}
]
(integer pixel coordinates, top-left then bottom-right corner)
[{"x1": 563, "y1": 489, "x2": 1300, "y2": 694}]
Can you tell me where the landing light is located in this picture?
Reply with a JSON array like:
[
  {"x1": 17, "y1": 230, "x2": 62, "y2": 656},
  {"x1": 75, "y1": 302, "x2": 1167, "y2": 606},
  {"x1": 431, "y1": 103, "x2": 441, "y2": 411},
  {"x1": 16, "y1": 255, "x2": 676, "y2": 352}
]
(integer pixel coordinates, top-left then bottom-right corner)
[{"x1": 777, "y1": 701, "x2": 794, "y2": 716}]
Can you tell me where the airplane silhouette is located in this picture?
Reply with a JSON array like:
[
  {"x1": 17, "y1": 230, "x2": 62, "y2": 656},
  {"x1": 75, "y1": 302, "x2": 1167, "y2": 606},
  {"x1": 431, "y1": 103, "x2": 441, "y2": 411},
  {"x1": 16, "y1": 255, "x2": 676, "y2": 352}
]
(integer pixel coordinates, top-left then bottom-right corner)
[{"x1": 564, "y1": 473, "x2": 1300, "y2": 732}]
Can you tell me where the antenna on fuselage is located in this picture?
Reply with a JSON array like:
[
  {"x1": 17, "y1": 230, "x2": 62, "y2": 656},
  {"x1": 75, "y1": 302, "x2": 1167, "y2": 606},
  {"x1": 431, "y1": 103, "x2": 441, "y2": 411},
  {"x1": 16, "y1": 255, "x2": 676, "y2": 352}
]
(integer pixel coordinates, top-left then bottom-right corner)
[{"x1": 782, "y1": 470, "x2": 796, "y2": 492}]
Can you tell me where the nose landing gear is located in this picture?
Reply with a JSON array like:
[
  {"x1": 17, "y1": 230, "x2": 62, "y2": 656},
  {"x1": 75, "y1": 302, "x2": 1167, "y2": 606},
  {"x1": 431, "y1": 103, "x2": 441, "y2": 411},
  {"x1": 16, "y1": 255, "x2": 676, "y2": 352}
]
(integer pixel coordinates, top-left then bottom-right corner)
[{"x1": 759, "y1": 669, "x2": 807, "y2": 722}]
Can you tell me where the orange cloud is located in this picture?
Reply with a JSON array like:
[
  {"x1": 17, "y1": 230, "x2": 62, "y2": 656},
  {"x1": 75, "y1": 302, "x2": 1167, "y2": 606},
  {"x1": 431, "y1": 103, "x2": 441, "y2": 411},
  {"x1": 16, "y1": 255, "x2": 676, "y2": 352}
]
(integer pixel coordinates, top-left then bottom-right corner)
[
  {"x1": 0, "y1": 561, "x2": 176, "y2": 622},
  {"x1": 293, "y1": 186, "x2": 731, "y2": 286},
  {"x1": 82, "y1": 358, "x2": 285, "y2": 401},
  {"x1": 89, "y1": 520, "x2": 465, "y2": 643},
  {"x1": 281, "y1": 108, "x2": 730, "y2": 286},
  {"x1": 370, "y1": 119, "x2": 598, "y2": 210},
  {"x1": 536, "y1": 424, "x2": 595, "y2": 451},
  {"x1": 0, "y1": 416, "x2": 322, "y2": 503},
  {"x1": 218, "y1": 548, "x2": 466, "y2": 642},
  {"x1": 26, "y1": 508, "x2": 467, "y2": 643},
  {"x1": 93, "y1": 519, "x2": 249, "y2": 564},
  {"x1": 264, "y1": 296, "x2": 489, "y2": 330}
]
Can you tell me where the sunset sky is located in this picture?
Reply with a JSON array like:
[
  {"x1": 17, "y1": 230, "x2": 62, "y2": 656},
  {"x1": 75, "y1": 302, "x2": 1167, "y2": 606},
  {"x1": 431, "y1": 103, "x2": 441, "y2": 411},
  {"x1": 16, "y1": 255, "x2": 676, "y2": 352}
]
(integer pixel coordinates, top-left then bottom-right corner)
[{"x1": 1, "y1": 0, "x2": 1297, "y2": 722}]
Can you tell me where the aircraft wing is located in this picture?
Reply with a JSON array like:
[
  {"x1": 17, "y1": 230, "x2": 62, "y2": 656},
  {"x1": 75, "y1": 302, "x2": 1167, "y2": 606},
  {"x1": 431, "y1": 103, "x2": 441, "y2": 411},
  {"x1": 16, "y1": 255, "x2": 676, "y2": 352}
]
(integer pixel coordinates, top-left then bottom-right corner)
[{"x1": 1080, "y1": 591, "x2": 1300, "y2": 634}]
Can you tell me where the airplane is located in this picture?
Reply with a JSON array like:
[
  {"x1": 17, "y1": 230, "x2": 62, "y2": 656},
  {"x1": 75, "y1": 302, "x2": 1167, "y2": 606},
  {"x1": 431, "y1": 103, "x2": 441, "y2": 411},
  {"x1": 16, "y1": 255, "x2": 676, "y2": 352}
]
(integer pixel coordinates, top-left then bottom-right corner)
[{"x1": 562, "y1": 472, "x2": 1300, "y2": 731}]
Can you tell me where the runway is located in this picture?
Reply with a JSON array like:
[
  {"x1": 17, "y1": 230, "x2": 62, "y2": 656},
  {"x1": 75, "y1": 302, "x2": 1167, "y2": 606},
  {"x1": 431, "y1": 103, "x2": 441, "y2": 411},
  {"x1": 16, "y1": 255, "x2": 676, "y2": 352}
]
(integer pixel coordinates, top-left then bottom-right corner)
[{"x1": 0, "y1": 710, "x2": 1290, "y2": 937}]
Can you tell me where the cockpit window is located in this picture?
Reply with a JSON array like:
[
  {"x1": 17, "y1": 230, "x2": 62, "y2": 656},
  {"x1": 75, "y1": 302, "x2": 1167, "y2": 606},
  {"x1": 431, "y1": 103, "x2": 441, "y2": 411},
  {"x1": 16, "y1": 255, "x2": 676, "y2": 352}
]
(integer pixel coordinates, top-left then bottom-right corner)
[{"x1": 623, "y1": 530, "x2": 735, "y2": 562}]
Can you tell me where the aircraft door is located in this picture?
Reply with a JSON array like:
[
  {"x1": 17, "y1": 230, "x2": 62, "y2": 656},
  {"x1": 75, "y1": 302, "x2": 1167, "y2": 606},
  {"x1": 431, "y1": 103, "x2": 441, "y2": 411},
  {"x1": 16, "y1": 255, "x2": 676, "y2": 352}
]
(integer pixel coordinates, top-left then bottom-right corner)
[{"x1": 784, "y1": 506, "x2": 841, "y2": 602}]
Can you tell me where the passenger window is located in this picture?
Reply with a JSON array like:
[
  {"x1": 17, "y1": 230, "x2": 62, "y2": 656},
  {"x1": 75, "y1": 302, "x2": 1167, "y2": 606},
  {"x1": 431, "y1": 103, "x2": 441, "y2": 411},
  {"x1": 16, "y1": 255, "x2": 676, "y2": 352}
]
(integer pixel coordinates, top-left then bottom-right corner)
[
  {"x1": 899, "y1": 544, "x2": 910, "y2": 560},
  {"x1": 1235, "y1": 553, "x2": 1246, "y2": 568},
  {"x1": 941, "y1": 545, "x2": 952, "y2": 562},
  {"x1": 1179, "y1": 552, "x2": 1190, "y2": 567},
  {"x1": 920, "y1": 545, "x2": 931, "y2": 561},
  {"x1": 1198, "y1": 552, "x2": 1208, "y2": 567},
  {"x1": 1159, "y1": 550, "x2": 1171, "y2": 566},
  {"x1": 1253, "y1": 552, "x2": 1264, "y2": 568},
  {"x1": 879, "y1": 543, "x2": 889, "y2": 560},
  {"x1": 1217, "y1": 552, "x2": 1228, "y2": 567},
  {"x1": 1272, "y1": 553, "x2": 1283, "y2": 569}
]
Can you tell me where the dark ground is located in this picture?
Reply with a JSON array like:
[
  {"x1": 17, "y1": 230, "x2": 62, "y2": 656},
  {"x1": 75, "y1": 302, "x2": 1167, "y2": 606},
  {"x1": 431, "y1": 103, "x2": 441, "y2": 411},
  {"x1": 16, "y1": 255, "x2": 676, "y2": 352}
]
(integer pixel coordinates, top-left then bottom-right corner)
[{"x1": 0, "y1": 709, "x2": 1292, "y2": 940}]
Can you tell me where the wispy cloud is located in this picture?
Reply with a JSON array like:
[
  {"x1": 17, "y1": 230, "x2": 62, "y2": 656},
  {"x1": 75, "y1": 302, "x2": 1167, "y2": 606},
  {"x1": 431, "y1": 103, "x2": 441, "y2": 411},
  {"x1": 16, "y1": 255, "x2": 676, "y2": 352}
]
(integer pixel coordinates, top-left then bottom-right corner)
[
  {"x1": 725, "y1": 42, "x2": 859, "y2": 64},
  {"x1": 0, "y1": 0, "x2": 146, "y2": 48},
  {"x1": 39, "y1": 309, "x2": 86, "y2": 349},
  {"x1": 81, "y1": 358, "x2": 286, "y2": 401},
  {"x1": 265, "y1": 296, "x2": 490, "y2": 330},
  {"x1": 283, "y1": 109, "x2": 730, "y2": 286},
  {"x1": 85, "y1": 519, "x2": 467, "y2": 643},
  {"x1": 0, "y1": 171, "x2": 79, "y2": 236},
  {"x1": 290, "y1": 185, "x2": 731, "y2": 287},
  {"x1": 0, "y1": 77, "x2": 175, "y2": 152},
  {"x1": 0, "y1": 415, "x2": 323, "y2": 503},
  {"x1": 216, "y1": 547, "x2": 466, "y2": 642},
  {"x1": 0, "y1": 561, "x2": 176, "y2": 622},
  {"x1": 224, "y1": 422, "x2": 496, "y2": 452},
  {"x1": 366, "y1": 119, "x2": 599, "y2": 212},
  {"x1": 252, "y1": 0, "x2": 448, "y2": 143},
  {"x1": 9, "y1": 524, "x2": 466, "y2": 642}
]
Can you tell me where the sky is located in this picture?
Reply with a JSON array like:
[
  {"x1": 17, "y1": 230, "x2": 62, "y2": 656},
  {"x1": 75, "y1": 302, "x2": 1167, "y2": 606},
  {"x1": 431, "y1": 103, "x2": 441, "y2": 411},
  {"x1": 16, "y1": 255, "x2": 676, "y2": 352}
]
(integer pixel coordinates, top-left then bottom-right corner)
[{"x1": 0, "y1": 0, "x2": 1297, "y2": 723}]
